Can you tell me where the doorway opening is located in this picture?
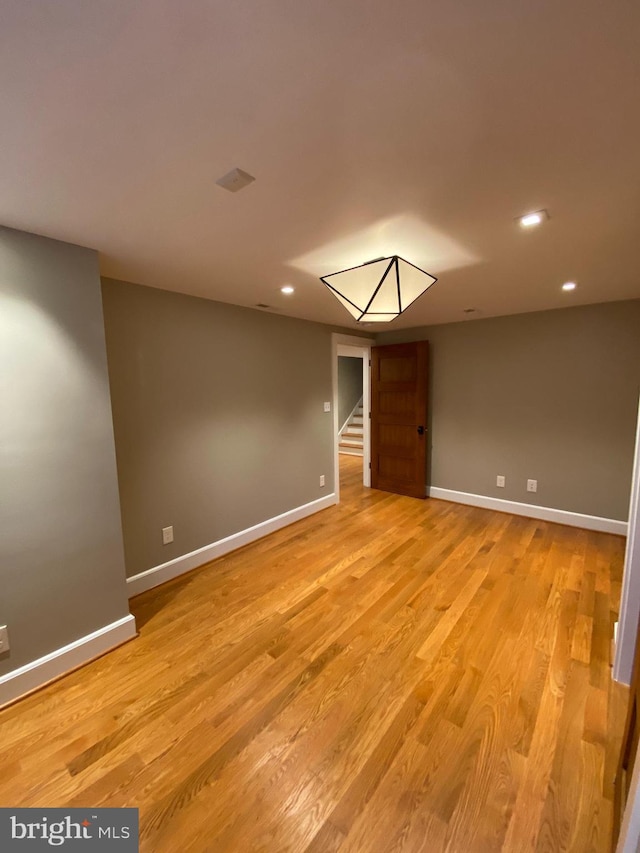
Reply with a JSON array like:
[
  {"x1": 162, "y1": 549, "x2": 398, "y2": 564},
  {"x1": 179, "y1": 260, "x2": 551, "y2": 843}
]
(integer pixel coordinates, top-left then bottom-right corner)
[{"x1": 331, "y1": 333, "x2": 375, "y2": 503}]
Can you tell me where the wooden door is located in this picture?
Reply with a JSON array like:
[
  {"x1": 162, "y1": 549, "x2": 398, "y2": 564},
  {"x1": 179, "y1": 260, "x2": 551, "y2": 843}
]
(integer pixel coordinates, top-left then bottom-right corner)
[
  {"x1": 614, "y1": 615, "x2": 640, "y2": 846},
  {"x1": 371, "y1": 341, "x2": 428, "y2": 499}
]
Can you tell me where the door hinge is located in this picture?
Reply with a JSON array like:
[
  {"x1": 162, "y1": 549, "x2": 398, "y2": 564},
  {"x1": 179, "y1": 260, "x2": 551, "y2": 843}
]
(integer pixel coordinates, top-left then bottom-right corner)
[
  {"x1": 369, "y1": 462, "x2": 372, "y2": 469},
  {"x1": 369, "y1": 411, "x2": 371, "y2": 418},
  {"x1": 368, "y1": 360, "x2": 371, "y2": 367}
]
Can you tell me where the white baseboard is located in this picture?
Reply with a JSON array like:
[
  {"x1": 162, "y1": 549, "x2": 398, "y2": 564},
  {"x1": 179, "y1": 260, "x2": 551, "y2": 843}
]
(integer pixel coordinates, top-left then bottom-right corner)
[
  {"x1": 428, "y1": 487, "x2": 627, "y2": 536},
  {"x1": 0, "y1": 614, "x2": 137, "y2": 708},
  {"x1": 127, "y1": 493, "x2": 338, "y2": 598}
]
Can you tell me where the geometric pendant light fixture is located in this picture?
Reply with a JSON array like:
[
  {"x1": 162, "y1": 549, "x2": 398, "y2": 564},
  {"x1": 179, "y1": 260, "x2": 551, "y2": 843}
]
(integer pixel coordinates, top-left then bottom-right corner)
[{"x1": 320, "y1": 255, "x2": 437, "y2": 323}]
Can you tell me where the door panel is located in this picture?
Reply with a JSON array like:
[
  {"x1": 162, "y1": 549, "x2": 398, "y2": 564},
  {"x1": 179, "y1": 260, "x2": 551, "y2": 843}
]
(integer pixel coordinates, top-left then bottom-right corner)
[
  {"x1": 379, "y1": 356, "x2": 416, "y2": 383},
  {"x1": 379, "y1": 391, "x2": 415, "y2": 419},
  {"x1": 371, "y1": 341, "x2": 428, "y2": 498},
  {"x1": 379, "y1": 455, "x2": 415, "y2": 481},
  {"x1": 378, "y1": 423, "x2": 415, "y2": 455}
]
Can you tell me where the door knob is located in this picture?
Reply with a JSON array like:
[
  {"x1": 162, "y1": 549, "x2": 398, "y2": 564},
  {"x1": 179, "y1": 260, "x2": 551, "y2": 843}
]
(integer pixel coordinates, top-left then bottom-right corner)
[{"x1": 417, "y1": 425, "x2": 425, "y2": 435}]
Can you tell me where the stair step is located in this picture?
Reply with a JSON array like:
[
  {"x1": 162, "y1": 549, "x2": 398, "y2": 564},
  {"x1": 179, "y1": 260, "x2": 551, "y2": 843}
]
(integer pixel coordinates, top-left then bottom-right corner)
[
  {"x1": 338, "y1": 400, "x2": 365, "y2": 455},
  {"x1": 339, "y1": 446, "x2": 364, "y2": 457}
]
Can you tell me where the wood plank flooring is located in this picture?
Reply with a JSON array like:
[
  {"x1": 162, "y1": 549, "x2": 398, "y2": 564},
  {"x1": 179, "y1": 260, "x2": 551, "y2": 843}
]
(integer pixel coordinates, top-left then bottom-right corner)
[{"x1": 0, "y1": 455, "x2": 628, "y2": 851}]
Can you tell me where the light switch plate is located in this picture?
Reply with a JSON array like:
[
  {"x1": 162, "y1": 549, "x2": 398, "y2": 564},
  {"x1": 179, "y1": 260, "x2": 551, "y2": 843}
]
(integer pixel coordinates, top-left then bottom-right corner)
[{"x1": 323, "y1": 402, "x2": 331, "y2": 412}]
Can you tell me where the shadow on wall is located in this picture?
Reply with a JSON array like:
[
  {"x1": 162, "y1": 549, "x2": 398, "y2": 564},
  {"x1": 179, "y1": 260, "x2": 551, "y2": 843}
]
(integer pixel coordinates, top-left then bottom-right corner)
[{"x1": 338, "y1": 355, "x2": 363, "y2": 430}]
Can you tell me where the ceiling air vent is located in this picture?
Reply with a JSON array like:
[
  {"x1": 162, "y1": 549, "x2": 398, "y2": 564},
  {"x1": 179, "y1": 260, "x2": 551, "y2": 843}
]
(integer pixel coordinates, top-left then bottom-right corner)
[{"x1": 216, "y1": 168, "x2": 256, "y2": 192}]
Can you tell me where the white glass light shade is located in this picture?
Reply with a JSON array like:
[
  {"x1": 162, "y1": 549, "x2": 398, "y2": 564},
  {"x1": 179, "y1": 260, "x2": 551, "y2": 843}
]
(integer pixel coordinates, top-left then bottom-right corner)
[{"x1": 320, "y1": 256, "x2": 437, "y2": 323}]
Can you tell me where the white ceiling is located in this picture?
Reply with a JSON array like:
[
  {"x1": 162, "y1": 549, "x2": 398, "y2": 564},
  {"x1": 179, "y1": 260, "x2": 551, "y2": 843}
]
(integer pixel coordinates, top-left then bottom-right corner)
[{"x1": 1, "y1": 0, "x2": 639, "y2": 329}]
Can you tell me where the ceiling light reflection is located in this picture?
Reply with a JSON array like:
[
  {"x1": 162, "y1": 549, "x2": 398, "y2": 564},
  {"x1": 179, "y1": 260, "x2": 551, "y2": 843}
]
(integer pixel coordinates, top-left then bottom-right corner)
[{"x1": 288, "y1": 214, "x2": 481, "y2": 279}]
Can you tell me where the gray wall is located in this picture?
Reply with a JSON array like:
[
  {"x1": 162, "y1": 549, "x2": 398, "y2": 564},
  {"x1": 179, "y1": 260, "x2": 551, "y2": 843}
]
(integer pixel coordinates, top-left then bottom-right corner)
[
  {"x1": 101, "y1": 279, "x2": 336, "y2": 579},
  {"x1": 376, "y1": 300, "x2": 640, "y2": 520},
  {"x1": 0, "y1": 227, "x2": 131, "y2": 678},
  {"x1": 338, "y1": 356, "x2": 363, "y2": 429}
]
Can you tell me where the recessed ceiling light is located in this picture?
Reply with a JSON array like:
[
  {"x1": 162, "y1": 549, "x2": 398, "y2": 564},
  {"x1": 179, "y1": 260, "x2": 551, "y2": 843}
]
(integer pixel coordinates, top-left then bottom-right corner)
[
  {"x1": 281, "y1": 285, "x2": 295, "y2": 295},
  {"x1": 562, "y1": 281, "x2": 577, "y2": 291},
  {"x1": 517, "y1": 209, "x2": 549, "y2": 228}
]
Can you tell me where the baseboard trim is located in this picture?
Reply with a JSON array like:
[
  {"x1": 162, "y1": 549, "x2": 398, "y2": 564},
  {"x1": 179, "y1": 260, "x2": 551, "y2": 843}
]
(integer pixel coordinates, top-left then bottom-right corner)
[
  {"x1": 428, "y1": 487, "x2": 627, "y2": 535},
  {"x1": 126, "y1": 493, "x2": 338, "y2": 598},
  {"x1": 0, "y1": 614, "x2": 137, "y2": 708}
]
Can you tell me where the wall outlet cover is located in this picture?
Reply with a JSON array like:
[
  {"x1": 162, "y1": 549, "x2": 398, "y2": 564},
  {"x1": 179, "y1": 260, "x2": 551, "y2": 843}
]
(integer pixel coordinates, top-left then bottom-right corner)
[
  {"x1": 162, "y1": 526, "x2": 174, "y2": 545},
  {"x1": 496, "y1": 475, "x2": 505, "y2": 488}
]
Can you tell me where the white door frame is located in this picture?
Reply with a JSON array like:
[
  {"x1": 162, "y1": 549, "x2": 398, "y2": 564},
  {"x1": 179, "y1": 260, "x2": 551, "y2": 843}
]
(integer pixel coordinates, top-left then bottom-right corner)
[
  {"x1": 614, "y1": 393, "x2": 640, "y2": 686},
  {"x1": 332, "y1": 333, "x2": 375, "y2": 503},
  {"x1": 614, "y1": 394, "x2": 640, "y2": 852}
]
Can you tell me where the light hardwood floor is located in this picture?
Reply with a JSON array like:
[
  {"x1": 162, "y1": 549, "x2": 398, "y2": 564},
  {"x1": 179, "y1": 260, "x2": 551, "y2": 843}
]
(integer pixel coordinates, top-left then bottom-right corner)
[{"x1": 0, "y1": 455, "x2": 628, "y2": 852}]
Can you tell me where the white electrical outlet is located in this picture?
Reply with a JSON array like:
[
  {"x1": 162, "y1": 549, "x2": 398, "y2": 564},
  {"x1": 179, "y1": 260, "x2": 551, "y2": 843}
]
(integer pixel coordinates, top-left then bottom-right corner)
[
  {"x1": 323, "y1": 402, "x2": 331, "y2": 413},
  {"x1": 527, "y1": 479, "x2": 538, "y2": 493},
  {"x1": 319, "y1": 474, "x2": 325, "y2": 487},
  {"x1": 0, "y1": 625, "x2": 9, "y2": 654},
  {"x1": 496, "y1": 475, "x2": 505, "y2": 488},
  {"x1": 162, "y1": 526, "x2": 174, "y2": 545}
]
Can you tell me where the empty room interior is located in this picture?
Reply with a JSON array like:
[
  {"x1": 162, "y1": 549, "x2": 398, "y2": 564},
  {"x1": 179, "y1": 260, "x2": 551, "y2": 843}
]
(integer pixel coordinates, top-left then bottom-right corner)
[{"x1": 2, "y1": 2, "x2": 640, "y2": 851}]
